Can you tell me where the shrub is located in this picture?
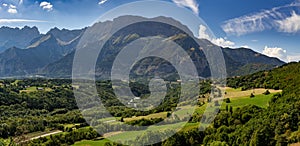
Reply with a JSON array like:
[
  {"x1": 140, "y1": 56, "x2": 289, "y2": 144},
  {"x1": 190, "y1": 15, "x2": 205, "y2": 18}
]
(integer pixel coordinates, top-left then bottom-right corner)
[{"x1": 224, "y1": 98, "x2": 231, "y2": 103}]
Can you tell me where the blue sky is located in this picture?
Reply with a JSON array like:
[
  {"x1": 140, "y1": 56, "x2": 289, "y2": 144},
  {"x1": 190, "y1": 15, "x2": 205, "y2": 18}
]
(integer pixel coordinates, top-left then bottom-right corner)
[{"x1": 0, "y1": 0, "x2": 300, "y2": 62}]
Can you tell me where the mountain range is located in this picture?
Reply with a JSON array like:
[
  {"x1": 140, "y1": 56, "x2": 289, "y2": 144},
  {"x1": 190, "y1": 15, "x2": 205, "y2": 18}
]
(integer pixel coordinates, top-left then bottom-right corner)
[
  {"x1": 0, "y1": 26, "x2": 40, "y2": 52},
  {"x1": 0, "y1": 16, "x2": 285, "y2": 78}
]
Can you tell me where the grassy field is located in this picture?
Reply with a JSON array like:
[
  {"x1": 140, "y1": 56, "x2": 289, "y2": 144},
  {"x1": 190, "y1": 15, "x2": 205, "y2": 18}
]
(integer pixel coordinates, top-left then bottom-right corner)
[
  {"x1": 71, "y1": 122, "x2": 199, "y2": 146},
  {"x1": 224, "y1": 87, "x2": 281, "y2": 98},
  {"x1": 172, "y1": 104, "x2": 207, "y2": 118},
  {"x1": 98, "y1": 117, "x2": 117, "y2": 122},
  {"x1": 64, "y1": 123, "x2": 81, "y2": 129},
  {"x1": 20, "y1": 86, "x2": 52, "y2": 93},
  {"x1": 222, "y1": 87, "x2": 281, "y2": 109},
  {"x1": 11, "y1": 80, "x2": 20, "y2": 86},
  {"x1": 107, "y1": 122, "x2": 186, "y2": 142},
  {"x1": 222, "y1": 93, "x2": 276, "y2": 109},
  {"x1": 180, "y1": 122, "x2": 200, "y2": 131},
  {"x1": 124, "y1": 112, "x2": 168, "y2": 122},
  {"x1": 73, "y1": 138, "x2": 111, "y2": 146},
  {"x1": 107, "y1": 131, "x2": 144, "y2": 142}
]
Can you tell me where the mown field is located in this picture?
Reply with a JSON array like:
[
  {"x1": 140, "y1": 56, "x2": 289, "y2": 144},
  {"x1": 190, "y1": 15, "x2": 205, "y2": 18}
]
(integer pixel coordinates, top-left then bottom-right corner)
[
  {"x1": 73, "y1": 138, "x2": 111, "y2": 146},
  {"x1": 222, "y1": 93, "x2": 275, "y2": 109},
  {"x1": 224, "y1": 87, "x2": 281, "y2": 98},
  {"x1": 222, "y1": 87, "x2": 282, "y2": 109}
]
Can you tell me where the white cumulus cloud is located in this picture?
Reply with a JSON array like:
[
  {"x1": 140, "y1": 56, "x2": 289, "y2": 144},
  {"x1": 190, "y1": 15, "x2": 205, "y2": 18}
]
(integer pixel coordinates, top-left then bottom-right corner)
[
  {"x1": 276, "y1": 11, "x2": 300, "y2": 33},
  {"x1": 7, "y1": 8, "x2": 17, "y2": 14},
  {"x1": 211, "y1": 38, "x2": 235, "y2": 48},
  {"x1": 2, "y1": 3, "x2": 8, "y2": 7},
  {"x1": 287, "y1": 54, "x2": 300, "y2": 62},
  {"x1": 9, "y1": 4, "x2": 16, "y2": 9},
  {"x1": 40, "y1": 1, "x2": 53, "y2": 11},
  {"x1": 7, "y1": 4, "x2": 17, "y2": 14},
  {"x1": 172, "y1": 0, "x2": 199, "y2": 14},
  {"x1": 198, "y1": 25, "x2": 210, "y2": 40},
  {"x1": 198, "y1": 25, "x2": 235, "y2": 48},
  {"x1": 98, "y1": 0, "x2": 108, "y2": 5},
  {"x1": 262, "y1": 46, "x2": 287, "y2": 62}
]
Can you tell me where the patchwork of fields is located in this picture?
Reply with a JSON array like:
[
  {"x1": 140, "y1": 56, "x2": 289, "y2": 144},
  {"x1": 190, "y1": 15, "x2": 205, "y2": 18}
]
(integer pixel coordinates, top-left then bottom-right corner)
[{"x1": 72, "y1": 87, "x2": 282, "y2": 146}]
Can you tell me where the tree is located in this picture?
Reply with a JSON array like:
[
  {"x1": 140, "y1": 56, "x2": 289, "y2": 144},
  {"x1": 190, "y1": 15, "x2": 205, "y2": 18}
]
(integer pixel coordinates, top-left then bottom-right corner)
[
  {"x1": 229, "y1": 106, "x2": 233, "y2": 114},
  {"x1": 263, "y1": 90, "x2": 270, "y2": 95}
]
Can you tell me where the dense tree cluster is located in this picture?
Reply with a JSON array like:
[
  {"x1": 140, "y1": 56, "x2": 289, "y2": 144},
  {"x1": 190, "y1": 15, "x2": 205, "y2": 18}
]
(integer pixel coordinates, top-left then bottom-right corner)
[{"x1": 0, "y1": 79, "x2": 81, "y2": 140}]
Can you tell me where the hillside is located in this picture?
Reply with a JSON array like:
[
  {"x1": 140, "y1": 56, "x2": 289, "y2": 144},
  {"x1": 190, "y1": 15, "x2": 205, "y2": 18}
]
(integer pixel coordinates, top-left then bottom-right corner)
[
  {"x1": 227, "y1": 62, "x2": 300, "y2": 91},
  {"x1": 222, "y1": 47, "x2": 285, "y2": 76}
]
